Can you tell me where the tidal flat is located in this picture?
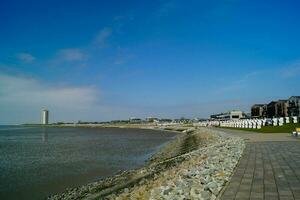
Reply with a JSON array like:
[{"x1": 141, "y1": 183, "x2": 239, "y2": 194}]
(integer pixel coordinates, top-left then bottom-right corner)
[{"x1": 0, "y1": 126, "x2": 177, "y2": 200}]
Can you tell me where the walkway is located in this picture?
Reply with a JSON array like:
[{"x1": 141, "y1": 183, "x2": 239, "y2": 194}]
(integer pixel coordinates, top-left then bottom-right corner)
[{"x1": 217, "y1": 128, "x2": 300, "y2": 200}]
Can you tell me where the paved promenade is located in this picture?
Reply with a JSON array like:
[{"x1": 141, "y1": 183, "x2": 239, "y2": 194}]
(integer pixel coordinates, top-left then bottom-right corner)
[{"x1": 218, "y1": 128, "x2": 300, "y2": 200}]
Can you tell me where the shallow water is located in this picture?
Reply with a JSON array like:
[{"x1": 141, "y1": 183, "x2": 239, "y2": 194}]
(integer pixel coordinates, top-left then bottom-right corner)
[{"x1": 0, "y1": 126, "x2": 177, "y2": 200}]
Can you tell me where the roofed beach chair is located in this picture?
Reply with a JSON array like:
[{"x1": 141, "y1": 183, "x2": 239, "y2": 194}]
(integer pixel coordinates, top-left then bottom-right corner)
[{"x1": 292, "y1": 127, "x2": 300, "y2": 137}]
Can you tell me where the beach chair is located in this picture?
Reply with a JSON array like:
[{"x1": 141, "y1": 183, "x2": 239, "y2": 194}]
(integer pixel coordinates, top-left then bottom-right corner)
[{"x1": 292, "y1": 127, "x2": 300, "y2": 137}]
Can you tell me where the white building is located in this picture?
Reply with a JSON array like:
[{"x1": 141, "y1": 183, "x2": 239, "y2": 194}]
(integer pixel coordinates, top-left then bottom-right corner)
[
  {"x1": 229, "y1": 110, "x2": 245, "y2": 120},
  {"x1": 41, "y1": 109, "x2": 49, "y2": 124},
  {"x1": 210, "y1": 110, "x2": 246, "y2": 120}
]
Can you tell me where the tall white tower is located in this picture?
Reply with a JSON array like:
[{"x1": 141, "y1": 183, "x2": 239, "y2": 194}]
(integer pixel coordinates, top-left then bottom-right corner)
[{"x1": 41, "y1": 109, "x2": 49, "y2": 124}]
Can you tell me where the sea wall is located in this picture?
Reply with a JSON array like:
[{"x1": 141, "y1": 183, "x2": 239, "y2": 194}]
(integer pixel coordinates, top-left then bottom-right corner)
[{"x1": 49, "y1": 127, "x2": 245, "y2": 200}]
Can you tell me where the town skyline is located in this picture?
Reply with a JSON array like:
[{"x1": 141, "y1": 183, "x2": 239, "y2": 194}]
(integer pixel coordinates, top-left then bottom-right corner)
[
  {"x1": 1, "y1": 0, "x2": 300, "y2": 124},
  {"x1": 18, "y1": 95, "x2": 300, "y2": 125}
]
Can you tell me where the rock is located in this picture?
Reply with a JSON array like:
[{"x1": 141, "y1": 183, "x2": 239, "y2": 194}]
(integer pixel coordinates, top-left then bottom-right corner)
[
  {"x1": 206, "y1": 180, "x2": 220, "y2": 195},
  {"x1": 201, "y1": 175, "x2": 212, "y2": 185},
  {"x1": 200, "y1": 169, "x2": 211, "y2": 176},
  {"x1": 163, "y1": 187, "x2": 173, "y2": 195},
  {"x1": 200, "y1": 190, "x2": 211, "y2": 200},
  {"x1": 190, "y1": 187, "x2": 201, "y2": 199}
]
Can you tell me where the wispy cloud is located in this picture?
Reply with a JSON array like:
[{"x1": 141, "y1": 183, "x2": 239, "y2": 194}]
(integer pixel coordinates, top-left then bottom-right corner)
[
  {"x1": 113, "y1": 47, "x2": 136, "y2": 65},
  {"x1": 49, "y1": 27, "x2": 113, "y2": 66},
  {"x1": 16, "y1": 53, "x2": 35, "y2": 63},
  {"x1": 154, "y1": 0, "x2": 178, "y2": 18},
  {"x1": 94, "y1": 27, "x2": 112, "y2": 47},
  {"x1": 57, "y1": 48, "x2": 86, "y2": 61},
  {"x1": 214, "y1": 71, "x2": 262, "y2": 94},
  {"x1": 281, "y1": 61, "x2": 300, "y2": 78}
]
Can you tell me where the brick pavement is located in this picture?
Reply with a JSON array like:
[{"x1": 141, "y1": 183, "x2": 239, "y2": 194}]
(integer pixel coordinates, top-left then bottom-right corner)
[{"x1": 218, "y1": 129, "x2": 300, "y2": 200}]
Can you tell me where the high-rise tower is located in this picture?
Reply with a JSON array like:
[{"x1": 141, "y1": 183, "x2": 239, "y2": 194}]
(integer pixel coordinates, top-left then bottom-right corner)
[{"x1": 41, "y1": 109, "x2": 49, "y2": 124}]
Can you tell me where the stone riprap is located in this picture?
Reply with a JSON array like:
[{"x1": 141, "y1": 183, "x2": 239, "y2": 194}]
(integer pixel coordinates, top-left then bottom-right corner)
[{"x1": 49, "y1": 128, "x2": 245, "y2": 200}]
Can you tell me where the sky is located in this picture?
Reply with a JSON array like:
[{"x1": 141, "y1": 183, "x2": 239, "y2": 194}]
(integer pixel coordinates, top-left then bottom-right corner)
[{"x1": 0, "y1": 0, "x2": 300, "y2": 124}]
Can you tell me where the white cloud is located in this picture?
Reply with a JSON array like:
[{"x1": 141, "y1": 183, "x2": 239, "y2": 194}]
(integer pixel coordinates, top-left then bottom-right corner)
[
  {"x1": 48, "y1": 27, "x2": 112, "y2": 67},
  {"x1": 0, "y1": 73, "x2": 100, "y2": 124},
  {"x1": 57, "y1": 48, "x2": 86, "y2": 61},
  {"x1": 16, "y1": 53, "x2": 35, "y2": 63},
  {"x1": 95, "y1": 27, "x2": 112, "y2": 46}
]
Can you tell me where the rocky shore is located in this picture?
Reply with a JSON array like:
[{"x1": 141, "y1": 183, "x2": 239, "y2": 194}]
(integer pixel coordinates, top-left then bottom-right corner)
[{"x1": 49, "y1": 127, "x2": 245, "y2": 200}]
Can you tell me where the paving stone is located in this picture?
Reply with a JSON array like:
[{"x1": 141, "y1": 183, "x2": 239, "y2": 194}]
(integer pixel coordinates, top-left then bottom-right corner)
[
  {"x1": 220, "y1": 141, "x2": 300, "y2": 200},
  {"x1": 264, "y1": 194, "x2": 279, "y2": 200}
]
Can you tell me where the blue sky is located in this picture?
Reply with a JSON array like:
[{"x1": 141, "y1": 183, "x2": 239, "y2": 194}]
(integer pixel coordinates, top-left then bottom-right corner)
[{"x1": 1, "y1": 0, "x2": 300, "y2": 124}]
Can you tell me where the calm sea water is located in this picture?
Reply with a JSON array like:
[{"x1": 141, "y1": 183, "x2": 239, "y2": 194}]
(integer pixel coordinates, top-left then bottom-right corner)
[{"x1": 0, "y1": 126, "x2": 177, "y2": 200}]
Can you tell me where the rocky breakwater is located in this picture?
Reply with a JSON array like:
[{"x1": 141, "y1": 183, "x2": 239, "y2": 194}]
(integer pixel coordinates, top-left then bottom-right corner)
[{"x1": 49, "y1": 128, "x2": 245, "y2": 200}]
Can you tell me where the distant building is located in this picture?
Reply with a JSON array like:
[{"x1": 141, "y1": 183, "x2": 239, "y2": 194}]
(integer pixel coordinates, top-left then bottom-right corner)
[
  {"x1": 251, "y1": 104, "x2": 267, "y2": 118},
  {"x1": 210, "y1": 110, "x2": 245, "y2": 120},
  {"x1": 41, "y1": 109, "x2": 49, "y2": 124},
  {"x1": 252, "y1": 96, "x2": 299, "y2": 118},
  {"x1": 173, "y1": 117, "x2": 192, "y2": 124},
  {"x1": 210, "y1": 113, "x2": 230, "y2": 120},
  {"x1": 288, "y1": 96, "x2": 300, "y2": 117},
  {"x1": 266, "y1": 101, "x2": 277, "y2": 118},
  {"x1": 129, "y1": 117, "x2": 142, "y2": 123},
  {"x1": 158, "y1": 119, "x2": 173, "y2": 123},
  {"x1": 276, "y1": 100, "x2": 289, "y2": 117},
  {"x1": 267, "y1": 100, "x2": 288, "y2": 118},
  {"x1": 230, "y1": 110, "x2": 245, "y2": 119},
  {"x1": 145, "y1": 117, "x2": 159, "y2": 123}
]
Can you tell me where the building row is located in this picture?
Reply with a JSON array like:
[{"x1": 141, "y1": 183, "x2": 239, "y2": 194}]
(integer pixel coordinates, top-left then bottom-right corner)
[
  {"x1": 251, "y1": 96, "x2": 300, "y2": 118},
  {"x1": 129, "y1": 117, "x2": 194, "y2": 124}
]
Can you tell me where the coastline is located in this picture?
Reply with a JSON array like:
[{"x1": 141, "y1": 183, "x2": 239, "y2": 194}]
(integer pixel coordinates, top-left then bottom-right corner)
[{"x1": 48, "y1": 125, "x2": 245, "y2": 200}]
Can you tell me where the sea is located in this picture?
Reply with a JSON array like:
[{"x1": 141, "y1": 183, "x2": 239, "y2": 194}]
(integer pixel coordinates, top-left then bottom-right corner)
[{"x1": 0, "y1": 125, "x2": 177, "y2": 200}]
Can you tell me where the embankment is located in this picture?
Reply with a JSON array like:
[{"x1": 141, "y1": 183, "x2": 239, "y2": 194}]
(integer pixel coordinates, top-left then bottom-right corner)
[{"x1": 49, "y1": 127, "x2": 245, "y2": 200}]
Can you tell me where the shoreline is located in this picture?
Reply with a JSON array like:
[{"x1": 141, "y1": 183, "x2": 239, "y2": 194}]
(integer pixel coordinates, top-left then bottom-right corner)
[
  {"x1": 22, "y1": 123, "x2": 192, "y2": 136},
  {"x1": 48, "y1": 126, "x2": 245, "y2": 200}
]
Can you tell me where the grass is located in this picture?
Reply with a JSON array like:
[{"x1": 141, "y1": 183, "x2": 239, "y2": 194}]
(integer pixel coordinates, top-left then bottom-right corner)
[{"x1": 219, "y1": 123, "x2": 300, "y2": 133}]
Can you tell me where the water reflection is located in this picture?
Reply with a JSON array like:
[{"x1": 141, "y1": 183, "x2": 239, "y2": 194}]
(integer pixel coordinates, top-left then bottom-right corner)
[{"x1": 42, "y1": 128, "x2": 48, "y2": 142}]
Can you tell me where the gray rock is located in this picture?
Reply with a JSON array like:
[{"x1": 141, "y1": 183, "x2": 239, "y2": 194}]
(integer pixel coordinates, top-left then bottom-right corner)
[
  {"x1": 123, "y1": 188, "x2": 129, "y2": 193},
  {"x1": 206, "y1": 181, "x2": 218, "y2": 193},
  {"x1": 163, "y1": 187, "x2": 173, "y2": 195},
  {"x1": 200, "y1": 190, "x2": 211, "y2": 200}
]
